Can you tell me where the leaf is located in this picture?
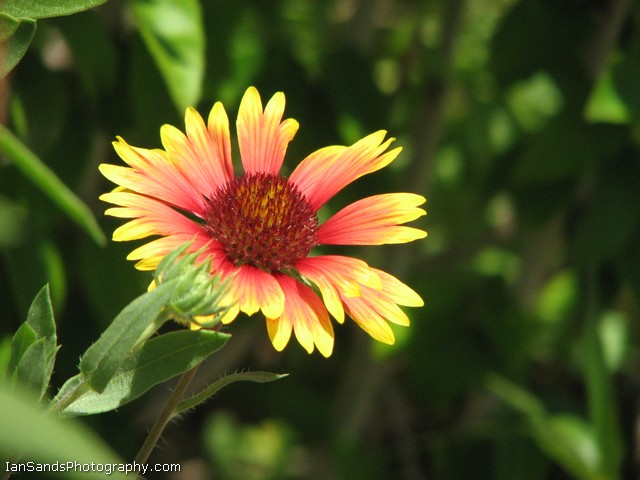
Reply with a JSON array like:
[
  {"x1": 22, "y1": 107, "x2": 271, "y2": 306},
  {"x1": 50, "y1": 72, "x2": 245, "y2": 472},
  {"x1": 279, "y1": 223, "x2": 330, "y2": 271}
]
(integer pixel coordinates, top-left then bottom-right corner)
[
  {"x1": 0, "y1": 0, "x2": 107, "y2": 19},
  {"x1": 0, "y1": 382, "x2": 127, "y2": 480},
  {"x1": 130, "y1": 0, "x2": 205, "y2": 111},
  {"x1": 8, "y1": 286, "x2": 58, "y2": 401},
  {"x1": 487, "y1": 375, "x2": 609, "y2": 480},
  {"x1": 176, "y1": 371, "x2": 288, "y2": 415},
  {"x1": 13, "y1": 339, "x2": 52, "y2": 400},
  {"x1": 0, "y1": 125, "x2": 106, "y2": 245},
  {"x1": 0, "y1": 14, "x2": 36, "y2": 78},
  {"x1": 60, "y1": 330, "x2": 229, "y2": 417},
  {"x1": 26, "y1": 284, "x2": 56, "y2": 343},
  {"x1": 79, "y1": 279, "x2": 179, "y2": 393},
  {"x1": 8, "y1": 322, "x2": 36, "y2": 372},
  {"x1": 536, "y1": 415, "x2": 604, "y2": 480}
]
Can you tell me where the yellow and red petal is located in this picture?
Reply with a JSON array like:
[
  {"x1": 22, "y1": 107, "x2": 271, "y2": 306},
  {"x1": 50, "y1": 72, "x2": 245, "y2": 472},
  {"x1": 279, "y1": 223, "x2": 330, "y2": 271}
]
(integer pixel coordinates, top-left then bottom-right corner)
[
  {"x1": 357, "y1": 284, "x2": 411, "y2": 326},
  {"x1": 101, "y1": 191, "x2": 202, "y2": 241},
  {"x1": 237, "y1": 87, "x2": 299, "y2": 175},
  {"x1": 295, "y1": 255, "x2": 382, "y2": 323},
  {"x1": 160, "y1": 105, "x2": 234, "y2": 198},
  {"x1": 341, "y1": 294, "x2": 396, "y2": 345},
  {"x1": 105, "y1": 138, "x2": 203, "y2": 214},
  {"x1": 318, "y1": 193, "x2": 427, "y2": 245},
  {"x1": 268, "y1": 275, "x2": 334, "y2": 357},
  {"x1": 207, "y1": 102, "x2": 235, "y2": 180},
  {"x1": 289, "y1": 131, "x2": 401, "y2": 211},
  {"x1": 221, "y1": 263, "x2": 286, "y2": 319},
  {"x1": 371, "y1": 268, "x2": 424, "y2": 307}
]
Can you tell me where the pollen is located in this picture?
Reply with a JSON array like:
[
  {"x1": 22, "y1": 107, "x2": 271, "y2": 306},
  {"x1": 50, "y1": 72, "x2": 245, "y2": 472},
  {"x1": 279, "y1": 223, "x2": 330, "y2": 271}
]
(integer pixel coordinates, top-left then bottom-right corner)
[{"x1": 203, "y1": 172, "x2": 319, "y2": 272}]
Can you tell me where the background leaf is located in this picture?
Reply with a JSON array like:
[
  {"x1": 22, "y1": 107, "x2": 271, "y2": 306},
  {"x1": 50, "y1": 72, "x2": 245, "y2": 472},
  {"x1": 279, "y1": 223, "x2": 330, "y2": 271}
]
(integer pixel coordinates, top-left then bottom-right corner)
[
  {"x1": 0, "y1": 381, "x2": 127, "y2": 480},
  {"x1": 130, "y1": 0, "x2": 205, "y2": 112},
  {"x1": 0, "y1": 125, "x2": 106, "y2": 245}
]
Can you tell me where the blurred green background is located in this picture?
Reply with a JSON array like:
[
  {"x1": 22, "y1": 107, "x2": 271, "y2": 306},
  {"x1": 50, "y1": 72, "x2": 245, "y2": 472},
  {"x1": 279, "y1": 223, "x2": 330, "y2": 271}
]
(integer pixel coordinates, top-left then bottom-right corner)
[{"x1": 2, "y1": 0, "x2": 640, "y2": 479}]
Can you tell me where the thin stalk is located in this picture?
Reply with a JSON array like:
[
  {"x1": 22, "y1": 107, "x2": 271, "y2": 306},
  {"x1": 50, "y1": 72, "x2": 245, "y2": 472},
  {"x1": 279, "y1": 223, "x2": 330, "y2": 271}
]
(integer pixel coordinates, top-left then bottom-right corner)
[{"x1": 134, "y1": 365, "x2": 200, "y2": 467}]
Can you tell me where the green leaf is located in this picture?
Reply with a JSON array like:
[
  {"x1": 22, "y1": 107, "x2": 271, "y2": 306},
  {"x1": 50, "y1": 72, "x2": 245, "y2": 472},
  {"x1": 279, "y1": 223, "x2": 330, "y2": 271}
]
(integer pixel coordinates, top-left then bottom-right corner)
[
  {"x1": 130, "y1": 0, "x2": 205, "y2": 111},
  {"x1": 0, "y1": 0, "x2": 107, "y2": 19},
  {"x1": 536, "y1": 415, "x2": 604, "y2": 480},
  {"x1": 487, "y1": 375, "x2": 609, "y2": 480},
  {"x1": 61, "y1": 329, "x2": 230, "y2": 417},
  {"x1": 13, "y1": 338, "x2": 53, "y2": 400},
  {"x1": 8, "y1": 322, "x2": 37, "y2": 373},
  {"x1": 0, "y1": 125, "x2": 106, "y2": 245},
  {"x1": 8, "y1": 286, "x2": 58, "y2": 401},
  {"x1": 26, "y1": 284, "x2": 56, "y2": 342},
  {"x1": 176, "y1": 371, "x2": 288, "y2": 415},
  {"x1": 0, "y1": 381, "x2": 127, "y2": 480},
  {"x1": 79, "y1": 279, "x2": 179, "y2": 393},
  {"x1": 584, "y1": 67, "x2": 630, "y2": 124},
  {"x1": 0, "y1": 14, "x2": 36, "y2": 78}
]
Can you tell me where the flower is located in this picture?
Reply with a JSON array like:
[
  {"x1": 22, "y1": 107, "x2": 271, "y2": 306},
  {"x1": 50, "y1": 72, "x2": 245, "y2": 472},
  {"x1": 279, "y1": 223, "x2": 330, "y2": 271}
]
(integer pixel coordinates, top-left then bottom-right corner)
[{"x1": 99, "y1": 87, "x2": 426, "y2": 357}]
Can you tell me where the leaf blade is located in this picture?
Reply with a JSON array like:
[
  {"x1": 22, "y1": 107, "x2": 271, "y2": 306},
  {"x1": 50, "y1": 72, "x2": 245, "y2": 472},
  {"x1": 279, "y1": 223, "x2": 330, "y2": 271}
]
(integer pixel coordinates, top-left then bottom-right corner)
[
  {"x1": 0, "y1": 0, "x2": 107, "y2": 19},
  {"x1": 176, "y1": 371, "x2": 288, "y2": 415},
  {"x1": 62, "y1": 330, "x2": 230, "y2": 416},
  {"x1": 0, "y1": 14, "x2": 36, "y2": 78},
  {"x1": 79, "y1": 279, "x2": 178, "y2": 393}
]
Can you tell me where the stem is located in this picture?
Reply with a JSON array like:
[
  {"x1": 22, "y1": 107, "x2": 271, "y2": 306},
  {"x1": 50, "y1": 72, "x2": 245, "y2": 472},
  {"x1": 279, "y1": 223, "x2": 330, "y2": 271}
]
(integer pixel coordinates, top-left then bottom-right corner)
[
  {"x1": 134, "y1": 365, "x2": 200, "y2": 467},
  {"x1": 582, "y1": 270, "x2": 623, "y2": 477},
  {"x1": 47, "y1": 380, "x2": 90, "y2": 416}
]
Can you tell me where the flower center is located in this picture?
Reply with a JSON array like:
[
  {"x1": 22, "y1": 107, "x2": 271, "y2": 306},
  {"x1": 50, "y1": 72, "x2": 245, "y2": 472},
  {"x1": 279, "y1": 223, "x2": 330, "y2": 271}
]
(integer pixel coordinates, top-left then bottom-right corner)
[{"x1": 203, "y1": 172, "x2": 319, "y2": 272}]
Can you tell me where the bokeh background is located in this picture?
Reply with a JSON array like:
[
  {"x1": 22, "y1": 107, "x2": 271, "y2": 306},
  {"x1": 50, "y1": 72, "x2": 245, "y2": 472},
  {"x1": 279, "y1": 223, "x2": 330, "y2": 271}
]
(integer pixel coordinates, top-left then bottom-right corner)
[{"x1": 2, "y1": 0, "x2": 640, "y2": 479}]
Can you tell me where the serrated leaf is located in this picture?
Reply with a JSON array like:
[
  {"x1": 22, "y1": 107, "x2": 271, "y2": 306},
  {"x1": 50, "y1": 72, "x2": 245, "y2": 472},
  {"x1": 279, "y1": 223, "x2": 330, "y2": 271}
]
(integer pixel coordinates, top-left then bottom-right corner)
[
  {"x1": 176, "y1": 371, "x2": 288, "y2": 415},
  {"x1": 0, "y1": 14, "x2": 36, "y2": 78},
  {"x1": 130, "y1": 0, "x2": 204, "y2": 111},
  {"x1": 26, "y1": 285, "x2": 56, "y2": 344},
  {"x1": 0, "y1": 0, "x2": 107, "y2": 19},
  {"x1": 0, "y1": 125, "x2": 106, "y2": 245},
  {"x1": 14, "y1": 338, "x2": 57, "y2": 401},
  {"x1": 8, "y1": 286, "x2": 58, "y2": 401},
  {"x1": 0, "y1": 381, "x2": 127, "y2": 479},
  {"x1": 61, "y1": 329, "x2": 230, "y2": 417},
  {"x1": 8, "y1": 322, "x2": 37, "y2": 373},
  {"x1": 79, "y1": 279, "x2": 179, "y2": 393}
]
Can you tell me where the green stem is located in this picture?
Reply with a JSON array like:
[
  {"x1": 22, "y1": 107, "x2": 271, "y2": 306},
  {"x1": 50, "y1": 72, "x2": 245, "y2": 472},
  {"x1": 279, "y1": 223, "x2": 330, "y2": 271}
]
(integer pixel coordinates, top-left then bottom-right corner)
[
  {"x1": 582, "y1": 270, "x2": 622, "y2": 478},
  {"x1": 134, "y1": 365, "x2": 200, "y2": 467},
  {"x1": 47, "y1": 380, "x2": 90, "y2": 416}
]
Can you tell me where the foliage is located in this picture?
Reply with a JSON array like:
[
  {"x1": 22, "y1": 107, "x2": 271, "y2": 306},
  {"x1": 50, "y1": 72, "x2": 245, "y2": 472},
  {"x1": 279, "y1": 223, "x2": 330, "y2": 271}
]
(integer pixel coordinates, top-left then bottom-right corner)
[{"x1": 2, "y1": 0, "x2": 640, "y2": 479}]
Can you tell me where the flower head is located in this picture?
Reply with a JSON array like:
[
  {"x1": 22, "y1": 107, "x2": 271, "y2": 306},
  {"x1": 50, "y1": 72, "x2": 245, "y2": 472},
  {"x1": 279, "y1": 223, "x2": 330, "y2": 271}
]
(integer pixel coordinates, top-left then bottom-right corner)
[{"x1": 100, "y1": 87, "x2": 426, "y2": 357}]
